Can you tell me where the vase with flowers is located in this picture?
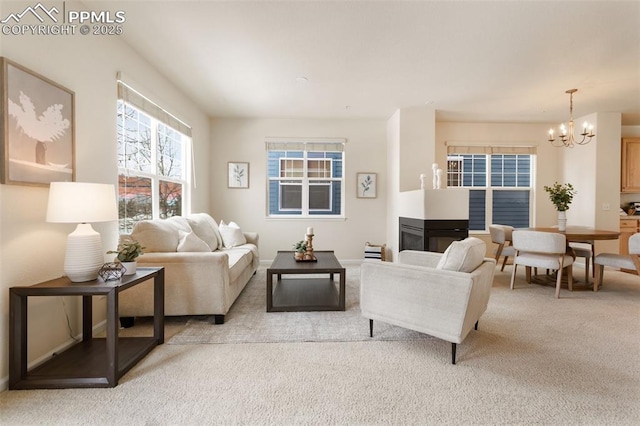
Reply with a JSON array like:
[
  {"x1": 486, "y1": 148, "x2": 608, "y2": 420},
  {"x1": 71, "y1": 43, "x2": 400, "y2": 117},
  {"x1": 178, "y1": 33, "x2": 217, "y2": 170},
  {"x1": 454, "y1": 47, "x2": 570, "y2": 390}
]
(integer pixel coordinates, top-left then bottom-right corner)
[{"x1": 543, "y1": 182, "x2": 576, "y2": 231}]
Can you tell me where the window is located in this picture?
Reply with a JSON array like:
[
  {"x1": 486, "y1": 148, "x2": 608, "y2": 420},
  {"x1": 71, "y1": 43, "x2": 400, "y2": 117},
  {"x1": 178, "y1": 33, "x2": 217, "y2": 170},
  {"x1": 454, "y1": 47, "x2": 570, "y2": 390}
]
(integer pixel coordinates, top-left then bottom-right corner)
[
  {"x1": 116, "y1": 80, "x2": 191, "y2": 233},
  {"x1": 266, "y1": 140, "x2": 345, "y2": 217},
  {"x1": 447, "y1": 151, "x2": 534, "y2": 231}
]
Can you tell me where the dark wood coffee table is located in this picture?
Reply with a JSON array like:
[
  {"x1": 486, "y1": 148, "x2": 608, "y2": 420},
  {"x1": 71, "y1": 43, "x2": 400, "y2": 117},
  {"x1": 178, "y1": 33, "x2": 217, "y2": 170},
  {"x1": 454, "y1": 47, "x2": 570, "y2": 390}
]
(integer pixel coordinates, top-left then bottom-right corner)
[{"x1": 267, "y1": 250, "x2": 346, "y2": 312}]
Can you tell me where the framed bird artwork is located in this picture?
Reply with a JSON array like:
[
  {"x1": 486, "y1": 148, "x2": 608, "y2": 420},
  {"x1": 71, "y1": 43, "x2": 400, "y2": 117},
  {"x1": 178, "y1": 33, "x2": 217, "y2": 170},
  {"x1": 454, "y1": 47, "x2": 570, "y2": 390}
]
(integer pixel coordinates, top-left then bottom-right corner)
[{"x1": 1, "y1": 57, "x2": 75, "y2": 186}]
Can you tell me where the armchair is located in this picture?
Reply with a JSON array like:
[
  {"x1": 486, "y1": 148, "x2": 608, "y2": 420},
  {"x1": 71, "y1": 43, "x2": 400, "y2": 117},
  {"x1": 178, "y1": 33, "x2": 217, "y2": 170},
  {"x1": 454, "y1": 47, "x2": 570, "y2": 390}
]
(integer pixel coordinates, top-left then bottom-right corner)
[{"x1": 360, "y1": 238, "x2": 496, "y2": 364}]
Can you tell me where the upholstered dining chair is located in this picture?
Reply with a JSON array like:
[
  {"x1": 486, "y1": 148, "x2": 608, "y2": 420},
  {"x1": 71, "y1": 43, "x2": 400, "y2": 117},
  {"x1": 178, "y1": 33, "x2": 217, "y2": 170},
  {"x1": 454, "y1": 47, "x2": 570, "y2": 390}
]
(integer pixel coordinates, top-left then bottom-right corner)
[
  {"x1": 593, "y1": 233, "x2": 640, "y2": 291},
  {"x1": 489, "y1": 224, "x2": 515, "y2": 271},
  {"x1": 569, "y1": 241, "x2": 595, "y2": 282},
  {"x1": 549, "y1": 225, "x2": 594, "y2": 283},
  {"x1": 510, "y1": 230, "x2": 574, "y2": 298}
]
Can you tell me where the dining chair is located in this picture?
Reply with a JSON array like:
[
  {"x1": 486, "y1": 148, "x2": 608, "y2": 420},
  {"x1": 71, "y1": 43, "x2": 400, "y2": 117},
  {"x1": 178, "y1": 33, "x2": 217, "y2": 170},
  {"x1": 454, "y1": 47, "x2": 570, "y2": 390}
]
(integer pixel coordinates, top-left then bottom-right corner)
[
  {"x1": 569, "y1": 241, "x2": 594, "y2": 282},
  {"x1": 510, "y1": 230, "x2": 575, "y2": 298},
  {"x1": 489, "y1": 224, "x2": 515, "y2": 271},
  {"x1": 550, "y1": 225, "x2": 594, "y2": 282},
  {"x1": 593, "y1": 233, "x2": 640, "y2": 291}
]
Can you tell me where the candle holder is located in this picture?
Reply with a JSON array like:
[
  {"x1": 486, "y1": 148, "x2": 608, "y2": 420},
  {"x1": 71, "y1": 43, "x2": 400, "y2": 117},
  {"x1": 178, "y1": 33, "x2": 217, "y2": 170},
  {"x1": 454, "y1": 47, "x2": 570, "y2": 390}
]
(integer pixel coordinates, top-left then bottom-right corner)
[{"x1": 303, "y1": 233, "x2": 317, "y2": 261}]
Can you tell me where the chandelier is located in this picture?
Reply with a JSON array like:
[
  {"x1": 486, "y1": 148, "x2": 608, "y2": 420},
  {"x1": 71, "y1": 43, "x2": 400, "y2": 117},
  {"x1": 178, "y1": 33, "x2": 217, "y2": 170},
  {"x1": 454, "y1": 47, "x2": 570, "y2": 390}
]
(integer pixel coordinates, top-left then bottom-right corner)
[{"x1": 548, "y1": 89, "x2": 595, "y2": 148}]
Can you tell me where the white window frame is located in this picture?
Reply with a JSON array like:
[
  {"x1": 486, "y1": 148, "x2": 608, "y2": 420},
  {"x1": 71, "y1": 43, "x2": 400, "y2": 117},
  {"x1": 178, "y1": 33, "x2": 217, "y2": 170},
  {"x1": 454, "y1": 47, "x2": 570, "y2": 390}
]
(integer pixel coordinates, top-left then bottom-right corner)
[
  {"x1": 266, "y1": 138, "x2": 345, "y2": 219},
  {"x1": 446, "y1": 149, "x2": 536, "y2": 232},
  {"x1": 116, "y1": 98, "x2": 192, "y2": 232}
]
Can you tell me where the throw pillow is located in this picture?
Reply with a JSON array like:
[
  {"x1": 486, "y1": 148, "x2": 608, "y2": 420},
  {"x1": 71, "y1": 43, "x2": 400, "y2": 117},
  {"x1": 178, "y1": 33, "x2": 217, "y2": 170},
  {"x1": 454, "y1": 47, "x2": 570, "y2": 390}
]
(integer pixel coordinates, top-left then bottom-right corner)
[
  {"x1": 436, "y1": 237, "x2": 486, "y2": 273},
  {"x1": 131, "y1": 219, "x2": 183, "y2": 252},
  {"x1": 177, "y1": 230, "x2": 211, "y2": 252},
  {"x1": 167, "y1": 216, "x2": 192, "y2": 232},
  {"x1": 186, "y1": 213, "x2": 221, "y2": 251},
  {"x1": 219, "y1": 220, "x2": 247, "y2": 248}
]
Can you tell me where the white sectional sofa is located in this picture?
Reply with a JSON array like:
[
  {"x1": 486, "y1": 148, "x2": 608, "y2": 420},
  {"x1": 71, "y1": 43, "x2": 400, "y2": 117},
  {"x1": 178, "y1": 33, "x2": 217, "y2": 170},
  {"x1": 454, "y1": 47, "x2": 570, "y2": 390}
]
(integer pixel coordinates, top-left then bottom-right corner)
[{"x1": 118, "y1": 213, "x2": 259, "y2": 325}]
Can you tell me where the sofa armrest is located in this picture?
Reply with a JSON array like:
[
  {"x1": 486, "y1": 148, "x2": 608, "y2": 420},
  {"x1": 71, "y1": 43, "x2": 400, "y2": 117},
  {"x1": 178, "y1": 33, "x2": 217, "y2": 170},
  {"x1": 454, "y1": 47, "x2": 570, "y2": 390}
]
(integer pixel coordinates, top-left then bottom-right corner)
[
  {"x1": 397, "y1": 250, "x2": 442, "y2": 268},
  {"x1": 243, "y1": 232, "x2": 259, "y2": 247}
]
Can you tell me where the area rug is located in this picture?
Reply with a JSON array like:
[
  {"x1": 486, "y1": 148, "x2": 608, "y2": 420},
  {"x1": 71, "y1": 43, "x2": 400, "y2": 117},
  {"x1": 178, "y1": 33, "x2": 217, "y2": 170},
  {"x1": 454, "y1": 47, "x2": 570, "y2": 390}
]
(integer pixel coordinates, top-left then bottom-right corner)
[{"x1": 167, "y1": 266, "x2": 433, "y2": 344}]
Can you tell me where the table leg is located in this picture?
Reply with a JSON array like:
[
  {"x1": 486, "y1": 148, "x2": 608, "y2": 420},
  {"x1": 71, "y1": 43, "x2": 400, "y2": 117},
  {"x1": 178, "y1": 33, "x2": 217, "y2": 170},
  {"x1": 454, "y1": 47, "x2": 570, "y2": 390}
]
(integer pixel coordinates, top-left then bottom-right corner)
[
  {"x1": 338, "y1": 269, "x2": 346, "y2": 311},
  {"x1": 106, "y1": 289, "x2": 119, "y2": 387},
  {"x1": 266, "y1": 270, "x2": 273, "y2": 312},
  {"x1": 82, "y1": 295, "x2": 93, "y2": 341},
  {"x1": 9, "y1": 291, "x2": 27, "y2": 389},
  {"x1": 154, "y1": 269, "x2": 165, "y2": 343}
]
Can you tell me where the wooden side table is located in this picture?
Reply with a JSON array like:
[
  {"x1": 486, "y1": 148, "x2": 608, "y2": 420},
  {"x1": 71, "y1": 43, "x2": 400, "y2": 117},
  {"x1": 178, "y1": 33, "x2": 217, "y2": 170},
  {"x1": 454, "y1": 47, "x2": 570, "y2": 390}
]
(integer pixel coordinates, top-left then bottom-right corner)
[{"x1": 9, "y1": 267, "x2": 164, "y2": 389}]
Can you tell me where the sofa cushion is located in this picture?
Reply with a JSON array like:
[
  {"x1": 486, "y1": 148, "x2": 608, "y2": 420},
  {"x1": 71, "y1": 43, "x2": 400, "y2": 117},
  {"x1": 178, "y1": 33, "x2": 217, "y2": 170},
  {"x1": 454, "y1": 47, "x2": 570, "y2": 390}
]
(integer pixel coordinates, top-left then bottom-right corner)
[
  {"x1": 219, "y1": 220, "x2": 247, "y2": 248},
  {"x1": 131, "y1": 219, "x2": 185, "y2": 252},
  {"x1": 167, "y1": 216, "x2": 192, "y2": 233},
  {"x1": 225, "y1": 247, "x2": 254, "y2": 283},
  {"x1": 186, "y1": 213, "x2": 222, "y2": 251},
  {"x1": 436, "y1": 237, "x2": 486, "y2": 273},
  {"x1": 177, "y1": 230, "x2": 211, "y2": 252}
]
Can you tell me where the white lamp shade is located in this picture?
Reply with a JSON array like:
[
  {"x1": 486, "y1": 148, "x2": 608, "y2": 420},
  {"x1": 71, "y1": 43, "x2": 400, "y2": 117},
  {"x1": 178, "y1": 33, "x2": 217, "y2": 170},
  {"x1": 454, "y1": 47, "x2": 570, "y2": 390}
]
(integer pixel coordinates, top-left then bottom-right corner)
[{"x1": 46, "y1": 182, "x2": 118, "y2": 223}]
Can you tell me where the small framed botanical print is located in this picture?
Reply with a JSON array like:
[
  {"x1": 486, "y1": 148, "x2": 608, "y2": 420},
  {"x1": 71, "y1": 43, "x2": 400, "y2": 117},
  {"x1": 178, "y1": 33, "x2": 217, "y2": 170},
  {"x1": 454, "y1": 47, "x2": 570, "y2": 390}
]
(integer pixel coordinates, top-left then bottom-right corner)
[
  {"x1": 357, "y1": 172, "x2": 377, "y2": 198},
  {"x1": 228, "y1": 162, "x2": 249, "y2": 188}
]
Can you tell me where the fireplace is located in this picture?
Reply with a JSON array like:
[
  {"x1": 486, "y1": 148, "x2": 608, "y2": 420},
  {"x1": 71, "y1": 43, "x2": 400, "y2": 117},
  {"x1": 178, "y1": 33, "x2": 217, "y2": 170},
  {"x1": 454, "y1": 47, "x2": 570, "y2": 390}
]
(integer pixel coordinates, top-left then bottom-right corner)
[{"x1": 399, "y1": 217, "x2": 469, "y2": 253}]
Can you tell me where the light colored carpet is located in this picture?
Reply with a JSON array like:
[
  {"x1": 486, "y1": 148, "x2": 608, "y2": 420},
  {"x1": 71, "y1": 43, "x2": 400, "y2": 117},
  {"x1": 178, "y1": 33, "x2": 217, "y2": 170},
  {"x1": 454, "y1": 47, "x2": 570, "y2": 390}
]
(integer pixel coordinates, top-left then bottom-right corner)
[
  {"x1": 1, "y1": 264, "x2": 639, "y2": 425},
  {"x1": 167, "y1": 268, "x2": 433, "y2": 344}
]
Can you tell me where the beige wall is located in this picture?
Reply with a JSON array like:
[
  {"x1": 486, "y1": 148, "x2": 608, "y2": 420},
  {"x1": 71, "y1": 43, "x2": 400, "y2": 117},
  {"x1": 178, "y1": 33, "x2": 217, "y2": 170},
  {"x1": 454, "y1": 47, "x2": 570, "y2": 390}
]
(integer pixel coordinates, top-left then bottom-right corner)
[
  {"x1": 556, "y1": 112, "x2": 623, "y2": 254},
  {"x1": 399, "y1": 107, "x2": 436, "y2": 192},
  {"x1": 209, "y1": 118, "x2": 387, "y2": 261},
  {"x1": 0, "y1": 0, "x2": 210, "y2": 389}
]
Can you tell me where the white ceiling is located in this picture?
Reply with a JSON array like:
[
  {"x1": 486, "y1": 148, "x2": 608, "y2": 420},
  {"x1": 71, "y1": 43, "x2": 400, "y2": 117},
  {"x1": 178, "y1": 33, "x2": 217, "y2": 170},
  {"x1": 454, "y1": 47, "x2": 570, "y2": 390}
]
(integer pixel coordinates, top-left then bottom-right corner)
[{"x1": 97, "y1": 0, "x2": 640, "y2": 124}]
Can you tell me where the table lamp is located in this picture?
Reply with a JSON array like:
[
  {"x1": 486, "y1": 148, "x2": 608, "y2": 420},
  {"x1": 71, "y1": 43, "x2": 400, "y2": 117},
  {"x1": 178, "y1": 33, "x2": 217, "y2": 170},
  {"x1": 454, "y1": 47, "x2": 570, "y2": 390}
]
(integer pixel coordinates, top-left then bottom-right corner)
[{"x1": 46, "y1": 182, "x2": 118, "y2": 282}]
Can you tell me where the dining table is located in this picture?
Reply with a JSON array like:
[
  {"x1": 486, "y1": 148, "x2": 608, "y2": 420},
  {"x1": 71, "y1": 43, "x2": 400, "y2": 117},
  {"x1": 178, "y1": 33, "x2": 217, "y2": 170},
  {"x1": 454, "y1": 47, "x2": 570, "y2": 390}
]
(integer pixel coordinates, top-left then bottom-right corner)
[
  {"x1": 526, "y1": 226, "x2": 621, "y2": 243},
  {"x1": 523, "y1": 226, "x2": 621, "y2": 290}
]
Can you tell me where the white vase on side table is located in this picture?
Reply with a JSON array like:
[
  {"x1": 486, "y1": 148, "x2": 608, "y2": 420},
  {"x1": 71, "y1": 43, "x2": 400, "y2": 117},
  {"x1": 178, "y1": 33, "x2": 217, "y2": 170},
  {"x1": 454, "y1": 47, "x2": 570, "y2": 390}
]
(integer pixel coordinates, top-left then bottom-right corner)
[{"x1": 121, "y1": 261, "x2": 137, "y2": 275}]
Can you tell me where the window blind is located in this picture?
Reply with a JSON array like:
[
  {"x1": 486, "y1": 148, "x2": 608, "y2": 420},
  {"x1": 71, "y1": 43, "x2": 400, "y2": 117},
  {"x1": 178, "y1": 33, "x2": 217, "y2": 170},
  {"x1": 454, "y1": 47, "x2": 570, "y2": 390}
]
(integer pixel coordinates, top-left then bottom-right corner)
[
  {"x1": 446, "y1": 144, "x2": 536, "y2": 155},
  {"x1": 265, "y1": 138, "x2": 346, "y2": 152},
  {"x1": 116, "y1": 73, "x2": 192, "y2": 137}
]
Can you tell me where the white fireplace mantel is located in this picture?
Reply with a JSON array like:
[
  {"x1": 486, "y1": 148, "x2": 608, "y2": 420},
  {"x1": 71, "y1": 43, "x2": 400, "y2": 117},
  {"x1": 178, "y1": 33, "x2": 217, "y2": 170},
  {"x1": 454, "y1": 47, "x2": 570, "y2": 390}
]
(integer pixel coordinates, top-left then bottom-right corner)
[{"x1": 398, "y1": 188, "x2": 470, "y2": 220}]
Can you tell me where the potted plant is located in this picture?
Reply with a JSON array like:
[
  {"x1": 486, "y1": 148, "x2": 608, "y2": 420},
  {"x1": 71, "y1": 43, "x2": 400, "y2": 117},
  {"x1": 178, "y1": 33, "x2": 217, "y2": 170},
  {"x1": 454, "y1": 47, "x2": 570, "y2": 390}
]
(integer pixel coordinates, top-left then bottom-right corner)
[
  {"x1": 543, "y1": 182, "x2": 576, "y2": 231},
  {"x1": 293, "y1": 240, "x2": 307, "y2": 260},
  {"x1": 108, "y1": 240, "x2": 145, "y2": 275}
]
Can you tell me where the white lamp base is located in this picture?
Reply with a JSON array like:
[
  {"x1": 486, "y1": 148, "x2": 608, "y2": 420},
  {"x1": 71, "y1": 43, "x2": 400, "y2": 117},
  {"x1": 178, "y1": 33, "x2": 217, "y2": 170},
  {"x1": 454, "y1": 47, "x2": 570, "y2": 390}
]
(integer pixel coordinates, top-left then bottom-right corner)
[{"x1": 64, "y1": 223, "x2": 104, "y2": 282}]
